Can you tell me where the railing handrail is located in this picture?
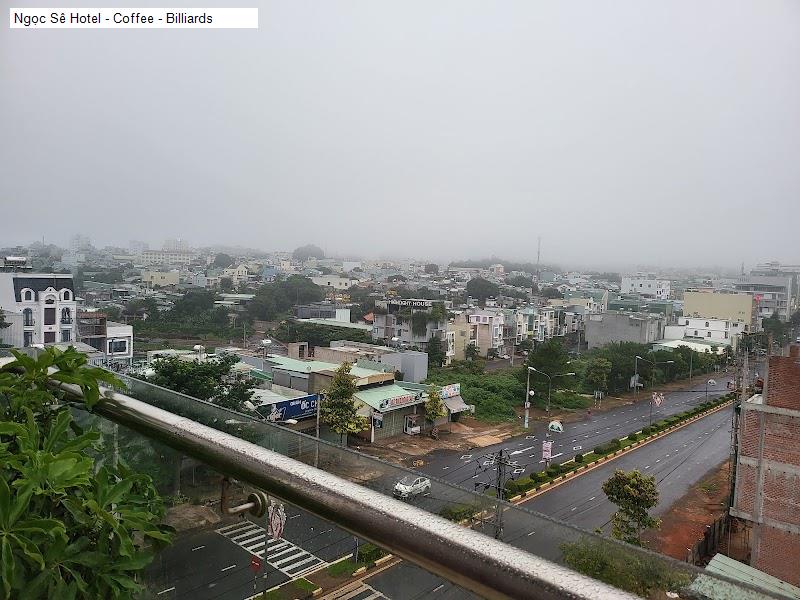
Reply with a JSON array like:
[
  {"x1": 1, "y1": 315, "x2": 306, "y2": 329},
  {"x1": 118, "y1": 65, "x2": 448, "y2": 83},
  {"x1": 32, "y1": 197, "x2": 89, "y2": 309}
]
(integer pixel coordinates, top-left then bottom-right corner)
[{"x1": 53, "y1": 378, "x2": 636, "y2": 600}]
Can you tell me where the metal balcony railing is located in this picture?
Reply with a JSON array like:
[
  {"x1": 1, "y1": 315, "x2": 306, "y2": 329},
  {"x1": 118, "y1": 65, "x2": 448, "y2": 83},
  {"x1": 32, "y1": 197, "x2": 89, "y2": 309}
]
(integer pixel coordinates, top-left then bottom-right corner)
[{"x1": 40, "y1": 371, "x2": 782, "y2": 600}]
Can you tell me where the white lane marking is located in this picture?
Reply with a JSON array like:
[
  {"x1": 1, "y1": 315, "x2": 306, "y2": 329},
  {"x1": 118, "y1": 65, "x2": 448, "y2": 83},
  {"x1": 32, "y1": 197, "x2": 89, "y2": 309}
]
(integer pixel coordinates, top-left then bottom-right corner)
[
  {"x1": 191, "y1": 545, "x2": 205, "y2": 551},
  {"x1": 433, "y1": 584, "x2": 445, "y2": 593},
  {"x1": 527, "y1": 531, "x2": 536, "y2": 536},
  {"x1": 289, "y1": 514, "x2": 300, "y2": 519},
  {"x1": 644, "y1": 465, "x2": 651, "y2": 469},
  {"x1": 460, "y1": 454, "x2": 473, "y2": 460},
  {"x1": 221, "y1": 564, "x2": 236, "y2": 572},
  {"x1": 571, "y1": 507, "x2": 577, "y2": 511},
  {"x1": 589, "y1": 496, "x2": 596, "y2": 501},
  {"x1": 655, "y1": 459, "x2": 661, "y2": 463},
  {"x1": 157, "y1": 588, "x2": 175, "y2": 595},
  {"x1": 442, "y1": 466, "x2": 450, "y2": 470}
]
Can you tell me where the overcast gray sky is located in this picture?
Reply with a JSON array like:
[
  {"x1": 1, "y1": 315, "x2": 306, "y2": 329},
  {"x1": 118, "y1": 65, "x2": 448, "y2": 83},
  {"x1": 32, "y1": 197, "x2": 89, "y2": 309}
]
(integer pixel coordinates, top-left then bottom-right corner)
[{"x1": 2, "y1": 1, "x2": 798, "y2": 269}]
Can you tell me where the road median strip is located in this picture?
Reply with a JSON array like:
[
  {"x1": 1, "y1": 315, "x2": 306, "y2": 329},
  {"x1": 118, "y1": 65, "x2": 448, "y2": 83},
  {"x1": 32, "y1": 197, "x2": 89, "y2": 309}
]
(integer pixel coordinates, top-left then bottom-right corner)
[{"x1": 512, "y1": 394, "x2": 735, "y2": 504}]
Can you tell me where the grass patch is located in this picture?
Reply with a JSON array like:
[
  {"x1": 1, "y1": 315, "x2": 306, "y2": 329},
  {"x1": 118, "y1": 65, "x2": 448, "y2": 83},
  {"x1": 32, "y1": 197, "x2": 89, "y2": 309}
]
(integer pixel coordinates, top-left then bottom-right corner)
[
  {"x1": 293, "y1": 578, "x2": 318, "y2": 592},
  {"x1": 326, "y1": 559, "x2": 370, "y2": 578}
]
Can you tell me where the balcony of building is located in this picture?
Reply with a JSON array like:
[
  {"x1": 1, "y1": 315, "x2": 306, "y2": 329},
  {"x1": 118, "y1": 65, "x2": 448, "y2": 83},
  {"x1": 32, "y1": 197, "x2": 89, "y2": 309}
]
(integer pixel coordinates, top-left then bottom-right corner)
[{"x1": 2, "y1": 357, "x2": 786, "y2": 600}]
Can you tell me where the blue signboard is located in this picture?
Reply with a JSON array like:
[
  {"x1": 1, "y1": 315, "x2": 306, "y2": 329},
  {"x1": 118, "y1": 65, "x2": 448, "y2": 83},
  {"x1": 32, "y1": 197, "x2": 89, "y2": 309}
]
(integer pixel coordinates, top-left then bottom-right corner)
[{"x1": 256, "y1": 394, "x2": 318, "y2": 422}]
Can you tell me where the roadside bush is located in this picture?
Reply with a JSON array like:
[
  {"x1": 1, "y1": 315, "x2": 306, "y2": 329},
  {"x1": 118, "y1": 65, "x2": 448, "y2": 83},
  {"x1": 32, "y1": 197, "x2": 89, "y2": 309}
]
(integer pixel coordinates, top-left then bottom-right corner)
[
  {"x1": 641, "y1": 426, "x2": 652, "y2": 435},
  {"x1": 440, "y1": 503, "x2": 479, "y2": 522},
  {"x1": 574, "y1": 453, "x2": 584, "y2": 463},
  {"x1": 628, "y1": 432, "x2": 638, "y2": 442},
  {"x1": 505, "y1": 479, "x2": 520, "y2": 496},
  {"x1": 535, "y1": 472, "x2": 549, "y2": 483},
  {"x1": 515, "y1": 477, "x2": 534, "y2": 492},
  {"x1": 357, "y1": 543, "x2": 387, "y2": 564},
  {"x1": 609, "y1": 438, "x2": 622, "y2": 450},
  {"x1": 594, "y1": 446, "x2": 605, "y2": 455},
  {"x1": 547, "y1": 465, "x2": 561, "y2": 477}
]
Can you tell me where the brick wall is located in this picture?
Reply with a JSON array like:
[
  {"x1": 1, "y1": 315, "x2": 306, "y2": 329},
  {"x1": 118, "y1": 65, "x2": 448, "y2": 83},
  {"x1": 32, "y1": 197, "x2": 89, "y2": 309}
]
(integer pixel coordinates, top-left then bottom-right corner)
[
  {"x1": 732, "y1": 346, "x2": 800, "y2": 585},
  {"x1": 766, "y1": 345, "x2": 800, "y2": 410},
  {"x1": 734, "y1": 462, "x2": 757, "y2": 515},
  {"x1": 753, "y1": 525, "x2": 800, "y2": 586}
]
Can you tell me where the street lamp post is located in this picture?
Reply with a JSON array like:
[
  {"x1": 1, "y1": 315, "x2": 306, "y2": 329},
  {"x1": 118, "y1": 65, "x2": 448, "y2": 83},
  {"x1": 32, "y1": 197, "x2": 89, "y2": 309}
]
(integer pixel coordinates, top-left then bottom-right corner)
[
  {"x1": 636, "y1": 355, "x2": 674, "y2": 426},
  {"x1": 524, "y1": 367, "x2": 537, "y2": 429},
  {"x1": 529, "y1": 368, "x2": 576, "y2": 415}
]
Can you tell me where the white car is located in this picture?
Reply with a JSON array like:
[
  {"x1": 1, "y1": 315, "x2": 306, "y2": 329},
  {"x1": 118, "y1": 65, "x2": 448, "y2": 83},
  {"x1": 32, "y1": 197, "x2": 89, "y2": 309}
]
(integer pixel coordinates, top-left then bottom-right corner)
[{"x1": 393, "y1": 476, "x2": 431, "y2": 499}]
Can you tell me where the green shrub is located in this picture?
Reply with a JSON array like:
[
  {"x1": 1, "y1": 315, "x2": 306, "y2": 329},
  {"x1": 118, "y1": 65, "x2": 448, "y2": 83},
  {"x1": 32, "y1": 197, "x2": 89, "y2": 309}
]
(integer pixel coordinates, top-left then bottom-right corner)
[
  {"x1": 547, "y1": 465, "x2": 561, "y2": 477},
  {"x1": 439, "y1": 503, "x2": 479, "y2": 522},
  {"x1": 515, "y1": 477, "x2": 535, "y2": 493},
  {"x1": 609, "y1": 438, "x2": 622, "y2": 450},
  {"x1": 594, "y1": 446, "x2": 605, "y2": 455},
  {"x1": 574, "y1": 453, "x2": 584, "y2": 463},
  {"x1": 357, "y1": 543, "x2": 387, "y2": 564},
  {"x1": 641, "y1": 426, "x2": 652, "y2": 435},
  {"x1": 505, "y1": 479, "x2": 520, "y2": 496},
  {"x1": 535, "y1": 472, "x2": 549, "y2": 483},
  {"x1": 628, "y1": 432, "x2": 638, "y2": 442}
]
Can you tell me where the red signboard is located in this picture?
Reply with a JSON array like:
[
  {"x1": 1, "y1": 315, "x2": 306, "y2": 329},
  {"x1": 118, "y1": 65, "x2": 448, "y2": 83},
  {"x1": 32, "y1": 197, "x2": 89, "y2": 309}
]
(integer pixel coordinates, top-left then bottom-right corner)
[{"x1": 250, "y1": 555, "x2": 262, "y2": 573}]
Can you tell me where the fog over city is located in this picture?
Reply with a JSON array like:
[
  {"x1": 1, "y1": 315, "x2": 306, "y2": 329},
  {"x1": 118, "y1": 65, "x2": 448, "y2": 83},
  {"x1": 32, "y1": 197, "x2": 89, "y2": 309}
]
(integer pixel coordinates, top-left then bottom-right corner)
[{"x1": 2, "y1": 0, "x2": 799, "y2": 268}]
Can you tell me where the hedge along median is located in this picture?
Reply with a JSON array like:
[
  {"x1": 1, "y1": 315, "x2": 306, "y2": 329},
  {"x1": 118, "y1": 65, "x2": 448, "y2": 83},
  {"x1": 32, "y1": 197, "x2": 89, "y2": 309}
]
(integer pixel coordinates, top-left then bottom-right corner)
[{"x1": 503, "y1": 392, "x2": 737, "y2": 500}]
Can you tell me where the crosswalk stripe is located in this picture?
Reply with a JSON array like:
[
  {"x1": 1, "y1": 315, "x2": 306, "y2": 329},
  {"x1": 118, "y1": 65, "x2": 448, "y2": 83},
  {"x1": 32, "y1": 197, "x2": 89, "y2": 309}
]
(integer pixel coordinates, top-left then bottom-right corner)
[
  {"x1": 216, "y1": 520, "x2": 327, "y2": 578},
  {"x1": 272, "y1": 549, "x2": 305, "y2": 565},
  {"x1": 282, "y1": 555, "x2": 318, "y2": 572},
  {"x1": 239, "y1": 534, "x2": 266, "y2": 546}
]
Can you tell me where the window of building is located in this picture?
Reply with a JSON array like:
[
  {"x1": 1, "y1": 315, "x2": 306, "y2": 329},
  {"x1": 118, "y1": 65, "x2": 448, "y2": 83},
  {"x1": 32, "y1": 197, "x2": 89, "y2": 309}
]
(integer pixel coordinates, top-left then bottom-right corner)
[
  {"x1": 694, "y1": 330, "x2": 699, "y2": 336},
  {"x1": 44, "y1": 308, "x2": 56, "y2": 325},
  {"x1": 61, "y1": 330, "x2": 71, "y2": 342},
  {"x1": 705, "y1": 321, "x2": 709, "y2": 328},
  {"x1": 23, "y1": 308, "x2": 33, "y2": 327},
  {"x1": 707, "y1": 332, "x2": 712, "y2": 338},
  {"x1": 724, "y1": 331, "x2": 729, "y2": 339},
  {"x1": 44, "y1": 297, "x2": 55, "y2": 305},
  {"x1": 22, "y1": 289, "x2": 33, "y2": 301},
  {"x1": 23, "y1": 332, "x2": 33, "y2": 347},
  {"x1": 44, "y1": 332, "x2": 55, "y2": 343},
  {"x1": 108, "y1": 340, "x2": 128, "y2": 354},
  {"x1": 61, "y1": 307, "x2": 71, "y2": 323},
  {"x1": 62, "y1": 290, "x2": 71, "y2": 301}
]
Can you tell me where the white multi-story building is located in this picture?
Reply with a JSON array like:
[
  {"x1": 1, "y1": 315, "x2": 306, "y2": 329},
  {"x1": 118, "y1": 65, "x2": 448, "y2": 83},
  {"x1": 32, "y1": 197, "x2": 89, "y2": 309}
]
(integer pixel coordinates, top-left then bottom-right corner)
[
  {"x1": 664, "y1": 316, "x2": 745, "y2": 350},
  {"x1": 0, "y1": 272, "x2": 78, "y2": 347},
  {"x1": 140, "y1": 250, "x2": 196, "y2": 266},
  {"x1": 621, "y1": 276, "x2": 671, "y2": 300}
]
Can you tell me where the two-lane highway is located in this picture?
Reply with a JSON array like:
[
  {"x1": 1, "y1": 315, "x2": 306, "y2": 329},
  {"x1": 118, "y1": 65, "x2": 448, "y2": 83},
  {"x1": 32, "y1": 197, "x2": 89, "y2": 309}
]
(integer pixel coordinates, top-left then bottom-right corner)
[{"x1": 420, "y1": 376, "x2": 732, "y2": 488}]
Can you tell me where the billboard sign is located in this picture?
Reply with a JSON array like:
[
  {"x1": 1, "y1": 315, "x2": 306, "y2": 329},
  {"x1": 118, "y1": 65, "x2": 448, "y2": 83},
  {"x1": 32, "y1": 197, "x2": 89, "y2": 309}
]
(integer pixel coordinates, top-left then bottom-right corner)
[
  {"x1": 257, "y1": 394, "x2": 318, "y2": 422},
  {"x1": 439, "y1": 383, "x2": 461, "y2": 399},
  {"x1": 542, "y1": 440, "x2": 553, "y2": 460}
]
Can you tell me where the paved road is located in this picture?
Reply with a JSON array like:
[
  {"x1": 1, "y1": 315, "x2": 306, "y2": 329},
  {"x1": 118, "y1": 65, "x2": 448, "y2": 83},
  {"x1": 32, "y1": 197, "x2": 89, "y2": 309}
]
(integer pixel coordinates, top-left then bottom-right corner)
[
  {"x1": 420, "y1": 376, "x2": 733, "y2": 489},
  {"x1": 364, "y1": 396, "x2": 737, "y2": 600},
  {"x1": 143, "y1": 374, "x2": 740, "y2": 600},
  {"x1": 523, "y1": 406, "x2": 732, "y2": 532},
  {"x1": 145, "y1": 504, "x2": 357, "y2": 599}
]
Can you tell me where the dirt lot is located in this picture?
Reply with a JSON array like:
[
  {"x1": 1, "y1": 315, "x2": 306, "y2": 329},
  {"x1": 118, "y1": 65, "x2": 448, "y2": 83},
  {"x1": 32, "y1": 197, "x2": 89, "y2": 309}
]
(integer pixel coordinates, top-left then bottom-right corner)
[{"x1": 642, "y1": 460, "x2": 730, "y2": 560}]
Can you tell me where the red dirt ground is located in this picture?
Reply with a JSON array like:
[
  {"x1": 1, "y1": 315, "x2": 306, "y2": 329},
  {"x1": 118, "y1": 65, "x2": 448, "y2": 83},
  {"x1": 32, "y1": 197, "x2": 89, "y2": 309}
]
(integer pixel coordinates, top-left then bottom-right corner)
[{"x1": 642, "y1": 460, "x2": 731, "y2": 561}]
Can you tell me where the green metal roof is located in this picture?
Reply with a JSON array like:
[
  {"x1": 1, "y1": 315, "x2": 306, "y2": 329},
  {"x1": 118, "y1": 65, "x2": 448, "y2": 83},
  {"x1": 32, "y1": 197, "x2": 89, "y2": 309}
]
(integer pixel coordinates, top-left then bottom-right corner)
[
  {"x1": 354, "y1": 384, "x2": 424, "y2": 411},
  {"x1": 691, "y1": 553, "x2": 800, "y2": 600}
]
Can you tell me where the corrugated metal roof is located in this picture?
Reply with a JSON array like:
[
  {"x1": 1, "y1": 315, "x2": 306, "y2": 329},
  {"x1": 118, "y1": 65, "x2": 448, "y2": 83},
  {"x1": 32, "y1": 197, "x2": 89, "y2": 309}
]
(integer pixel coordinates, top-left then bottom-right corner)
[
  {"x1": 354, "y1": 384, "x2": 424, "y2": 411},
  {"x1": 265, "y1": 354, "x2": 385, "y2": 378},
  {"x1": 691, "y1": 554, "x2": 800, "y2": 600}
]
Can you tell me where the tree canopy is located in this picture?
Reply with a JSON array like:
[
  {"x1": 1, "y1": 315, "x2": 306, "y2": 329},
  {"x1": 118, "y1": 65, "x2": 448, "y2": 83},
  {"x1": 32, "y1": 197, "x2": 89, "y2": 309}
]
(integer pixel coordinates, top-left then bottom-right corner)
[
  {"x1": 292, "y1": 244, "x2": 325, "y2": 261},
  {"x1": 144, "y1": 354, "x2": 255, "y2": 411},
  {"x1": 466, "y1": 278, "x2": 499, "y2": 303},
  {"x1": 427, "y1": 336, "x2": 445, "y2": 368},
  {"x1": 319, "y1": 363, "x2": 368, "y2": 445},
  {"x1": 213, "y1": 253, "x2": 234, "y2": 268},
  {"x1": 0, "y1": 348, "x2": 172, "y2": 599},
  {"x1": 424, "y1": 263, "x2": 439, "y2": 275},
  {"x1": 248, "y1": 276, "x2": 324, "y2": 321},
  {"x1": 425, "y1": 387, "x2": 446, "y2": 423},
  {"x1": 602, "y1": 469, "x2": 660, "y2": 545},
  {"x1": 524, "y1": 338, "x2": 573, "y2": 396}
]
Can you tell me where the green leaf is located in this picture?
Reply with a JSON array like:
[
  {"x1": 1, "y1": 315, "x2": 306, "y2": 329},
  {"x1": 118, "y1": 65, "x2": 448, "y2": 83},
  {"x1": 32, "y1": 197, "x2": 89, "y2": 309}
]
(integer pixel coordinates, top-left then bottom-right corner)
[{"x1": 1, "y1": 537, "x2": 14, "y2": 600}]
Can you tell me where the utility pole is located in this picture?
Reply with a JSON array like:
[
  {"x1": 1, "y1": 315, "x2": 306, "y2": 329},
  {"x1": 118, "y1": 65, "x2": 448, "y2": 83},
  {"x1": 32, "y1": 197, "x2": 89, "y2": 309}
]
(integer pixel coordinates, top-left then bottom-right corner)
[{"x1": 473, "y1": 448, "x2": 517, "y2": 540}]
